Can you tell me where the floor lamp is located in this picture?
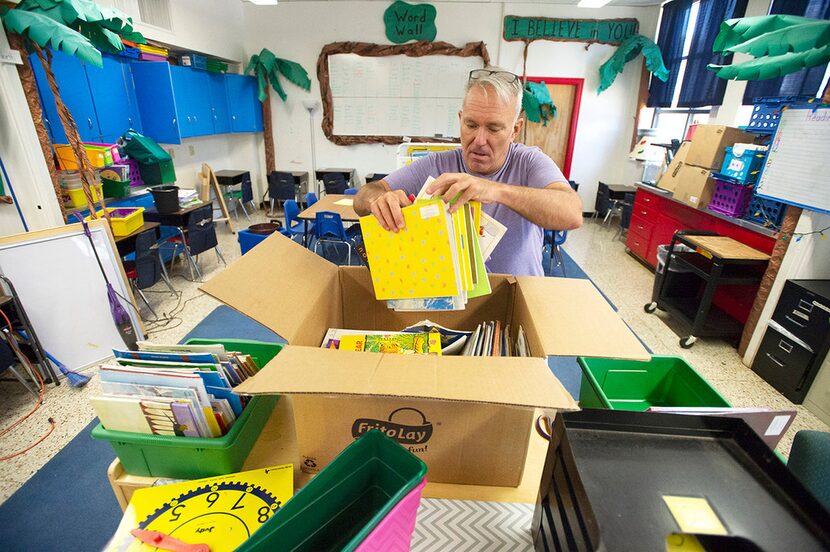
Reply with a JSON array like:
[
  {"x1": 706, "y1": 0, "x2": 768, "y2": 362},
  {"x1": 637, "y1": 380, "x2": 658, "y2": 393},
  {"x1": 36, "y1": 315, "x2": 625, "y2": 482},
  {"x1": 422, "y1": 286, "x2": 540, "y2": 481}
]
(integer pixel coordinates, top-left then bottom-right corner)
[{"x1": 304, "y1": 100, "x2": 320, "y2": 196}]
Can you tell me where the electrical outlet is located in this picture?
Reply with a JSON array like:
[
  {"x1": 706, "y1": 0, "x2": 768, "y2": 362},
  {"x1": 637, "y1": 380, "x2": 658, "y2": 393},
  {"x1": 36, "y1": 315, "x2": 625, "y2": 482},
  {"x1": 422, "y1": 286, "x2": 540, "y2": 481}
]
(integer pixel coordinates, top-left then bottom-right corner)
[
  {"x1": 188, "y1": 145, "x2": 196, "y2": 156},
  {"x1": 168, "y1": 148, "x2": 175, "y2": 159}
]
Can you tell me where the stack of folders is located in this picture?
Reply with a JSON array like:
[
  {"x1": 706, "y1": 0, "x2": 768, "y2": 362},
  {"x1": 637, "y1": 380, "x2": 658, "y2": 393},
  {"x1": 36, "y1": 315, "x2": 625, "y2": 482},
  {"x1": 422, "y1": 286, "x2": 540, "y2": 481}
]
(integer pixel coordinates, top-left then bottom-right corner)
[
  {"x1": 90, "y1": 342, "x2": 260, "y2": 438},
  {"x1": 460, "y1": 322, "x2": 532, "y2": 357},
  {"x1": 360, "y1": 178, "x2": 506, "y2": 311}
]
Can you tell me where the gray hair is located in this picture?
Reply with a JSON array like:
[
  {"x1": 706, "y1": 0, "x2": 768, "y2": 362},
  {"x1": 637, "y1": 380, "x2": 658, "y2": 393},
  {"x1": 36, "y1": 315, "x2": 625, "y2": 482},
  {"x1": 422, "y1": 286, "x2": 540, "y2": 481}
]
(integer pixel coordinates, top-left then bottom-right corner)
[{"x1": 464, "y1": 66, "x2": 523, "y2": 124}]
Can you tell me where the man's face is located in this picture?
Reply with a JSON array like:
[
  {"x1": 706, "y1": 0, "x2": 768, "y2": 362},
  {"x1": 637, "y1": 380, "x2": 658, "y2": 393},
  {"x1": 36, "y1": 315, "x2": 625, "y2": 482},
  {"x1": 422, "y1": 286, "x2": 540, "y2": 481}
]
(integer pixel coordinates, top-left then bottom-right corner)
[{"x1": 459, "y1": 86, "x2": 522, "y2": 175}]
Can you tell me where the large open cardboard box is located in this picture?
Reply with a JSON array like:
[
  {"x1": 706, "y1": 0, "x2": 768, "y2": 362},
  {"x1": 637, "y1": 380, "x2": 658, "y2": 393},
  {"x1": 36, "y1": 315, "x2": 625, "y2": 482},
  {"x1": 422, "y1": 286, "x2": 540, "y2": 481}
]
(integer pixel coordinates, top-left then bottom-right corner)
[{"x1": 202, "y1": 234, "x2": 649, "y2": 487}]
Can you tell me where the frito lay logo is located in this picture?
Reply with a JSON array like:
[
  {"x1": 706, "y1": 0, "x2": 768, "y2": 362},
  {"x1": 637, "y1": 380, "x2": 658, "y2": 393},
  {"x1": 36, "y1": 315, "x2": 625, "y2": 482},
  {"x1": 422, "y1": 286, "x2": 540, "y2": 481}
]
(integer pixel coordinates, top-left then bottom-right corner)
[{"x1": 351, "y1": 407, "x2": 433, "y2": 444}]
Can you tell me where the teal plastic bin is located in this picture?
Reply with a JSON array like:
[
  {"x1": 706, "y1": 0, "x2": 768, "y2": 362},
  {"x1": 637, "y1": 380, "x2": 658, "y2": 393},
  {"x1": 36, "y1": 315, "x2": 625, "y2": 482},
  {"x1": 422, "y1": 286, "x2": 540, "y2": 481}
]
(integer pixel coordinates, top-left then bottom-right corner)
[
  {"x1": 237, "y1": 429, "x2": 427, "y2": 552},
  {"x1": 91, "y1": 339, "x2": 283, "y2": 478},
  {"x1": 577, "y1": 356, "x2": 730, "y2": 411}
]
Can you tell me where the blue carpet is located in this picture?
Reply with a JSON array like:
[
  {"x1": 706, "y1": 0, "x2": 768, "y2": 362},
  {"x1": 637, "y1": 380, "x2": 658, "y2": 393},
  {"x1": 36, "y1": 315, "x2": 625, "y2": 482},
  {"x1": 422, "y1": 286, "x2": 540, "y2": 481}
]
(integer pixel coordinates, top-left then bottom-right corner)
[{"x1": 1, "y1": 239, "x2": 647, "y2": 551}]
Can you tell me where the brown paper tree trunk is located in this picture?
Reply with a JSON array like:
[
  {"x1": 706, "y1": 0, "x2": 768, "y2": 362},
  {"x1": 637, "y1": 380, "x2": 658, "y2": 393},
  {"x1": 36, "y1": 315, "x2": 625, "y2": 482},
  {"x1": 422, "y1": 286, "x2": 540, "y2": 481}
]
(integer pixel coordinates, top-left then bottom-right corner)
[{"x1": 262, "y1": 86, "x2": 275, "y2": 175}]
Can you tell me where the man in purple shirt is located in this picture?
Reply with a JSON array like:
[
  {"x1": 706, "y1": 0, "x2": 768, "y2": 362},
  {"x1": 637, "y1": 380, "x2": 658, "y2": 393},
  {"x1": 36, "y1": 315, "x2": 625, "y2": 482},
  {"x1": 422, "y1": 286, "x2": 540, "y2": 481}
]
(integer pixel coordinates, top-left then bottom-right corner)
[{"x1": 354, "y1": 67, "x2": 582, "y2": 276}]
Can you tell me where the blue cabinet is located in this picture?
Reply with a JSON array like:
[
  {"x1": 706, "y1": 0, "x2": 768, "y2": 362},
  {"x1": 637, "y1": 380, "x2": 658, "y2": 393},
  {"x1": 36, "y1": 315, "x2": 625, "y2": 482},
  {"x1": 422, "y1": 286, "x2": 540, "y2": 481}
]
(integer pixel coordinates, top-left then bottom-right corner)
[
  {"x1": 170, "y1": 66, "x2": 213, "y2": 138},
  {"x1": 225, "y1": 74, "x2": 263, "y2": 133},
  {"x1": 208, "y1": 74, "x2": 231, "y2": 134},
  {"x1": 85, "y1": 55, "x2": 143, "y2": 143},
  {"x1": 131, "y1": 62, "x2": 183, "y2": 144}
]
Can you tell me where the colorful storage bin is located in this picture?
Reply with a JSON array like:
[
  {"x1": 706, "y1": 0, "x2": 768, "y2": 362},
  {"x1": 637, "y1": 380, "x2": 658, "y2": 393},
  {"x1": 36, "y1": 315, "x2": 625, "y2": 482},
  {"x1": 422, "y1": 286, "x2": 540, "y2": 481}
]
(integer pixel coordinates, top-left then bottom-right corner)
[
  {"x1": 86, "y1": 207, "x2": 145, "y2": 236},
  {"x1": 179, "y1": 53, "x2": 208, "y2": 70},
  {"x1": 707, "y1": 174, "x2": 754, "y2": 218},
  {"x1": 237, "y1": 430, "x2": 427, "y2": 552},
  {"x1": 720, "y1": 145, "x2": 767, "y2": 184},
  {"x1": 745, "y1": 193, "x2": 787, "y2": 228},
  {"x1": 102, "y1": 178, "x2": 131, "y2": 199},
  {"x1": 746, "y1": 96, "x2": 817, "y2": 134},
  {"x1": 64, "y1": 185, "x2": 101, "y2": 208},
  {"x1": 577, "y1": 356, "x2": 730, "y2": 411},
  {"x1": 55, "y1": 143, "x2": 114, "y2": 170},
  {"x1": 91, "y1": 340, "x2": 284, "y2": 479}
]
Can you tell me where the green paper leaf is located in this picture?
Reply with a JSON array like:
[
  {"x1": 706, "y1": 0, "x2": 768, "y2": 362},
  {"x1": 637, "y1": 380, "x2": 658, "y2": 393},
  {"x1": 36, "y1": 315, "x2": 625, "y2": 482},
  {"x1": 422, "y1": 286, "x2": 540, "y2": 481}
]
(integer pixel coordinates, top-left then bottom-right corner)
[
  {"x1": 78, "y1": 20, "x2": 123, "y2": 53},
  {"x1": 522, "y1": 89, "x2": 541, "y2": 123},
  {"x1": 268, "y1": 68, "x2": 287, "y2": 102},
  {"x1": 257, "y1": 48, "x2": 278, "y2": 72},
  {"x1": 713, "y1": 14, "x2": 816, "y2": 54},
  {"x1": 727, "y1": 20, "x2": 830, "y2": 57},
  {"x1": 255, "y1": 70, "x2": 269, "y2": 102},
  {"x1": 524, "y1": 81, "x2": 556, "y2": 125},
  {"x1": 708, "y1": 44, "x2": 830, "y2": 80},
  {"x1": 2, "y1": 9, "x2": 102, "y2": 67},
  {"x1": 277, "y1": 58, "x2": 311, "y2": 91},
  {"x1": 597, "y1": 34, "x2": 668, "y2": 94},
  {"x1": 244, "y1": 54, "x2": 260, "y2": 76}
]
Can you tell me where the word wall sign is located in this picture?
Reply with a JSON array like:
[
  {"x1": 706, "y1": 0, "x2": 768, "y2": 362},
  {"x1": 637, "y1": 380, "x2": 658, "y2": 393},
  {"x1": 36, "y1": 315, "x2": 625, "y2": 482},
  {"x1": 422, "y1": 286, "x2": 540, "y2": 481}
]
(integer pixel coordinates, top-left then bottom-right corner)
[
  {"x1": 504, "y1": 16, "x2": 639, "y2": 45},
  {"x1": 384, "y1": 0, "x2": 437, "y2": 44}
]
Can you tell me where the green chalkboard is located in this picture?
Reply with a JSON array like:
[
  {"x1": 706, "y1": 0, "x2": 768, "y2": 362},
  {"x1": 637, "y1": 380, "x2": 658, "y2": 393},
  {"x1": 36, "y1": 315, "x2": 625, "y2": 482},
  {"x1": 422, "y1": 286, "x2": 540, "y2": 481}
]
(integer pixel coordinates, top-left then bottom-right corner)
[
  {"x1": 503, "y1": 16, "x2": 638, "y2": 45},
  {"x1": 384, "y1": 1, "x2": 437, "y2": 44}
]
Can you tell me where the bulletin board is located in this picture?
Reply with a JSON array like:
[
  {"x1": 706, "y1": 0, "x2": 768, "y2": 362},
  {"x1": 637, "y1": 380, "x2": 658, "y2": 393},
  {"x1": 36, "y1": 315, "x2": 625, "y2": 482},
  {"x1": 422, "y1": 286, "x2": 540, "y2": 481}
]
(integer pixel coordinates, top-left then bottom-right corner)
[
  {"x1": 318, "y1": 41, "x2": 490, "y2": 145},
  {"x1": 756, "y1": 105, "x2": 830, "y2": 215}
]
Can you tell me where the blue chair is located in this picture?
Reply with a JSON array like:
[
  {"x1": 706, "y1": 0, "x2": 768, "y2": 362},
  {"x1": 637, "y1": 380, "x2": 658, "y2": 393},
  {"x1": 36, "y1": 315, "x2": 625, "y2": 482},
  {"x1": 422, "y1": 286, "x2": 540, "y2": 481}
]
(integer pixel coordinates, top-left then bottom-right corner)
[
  {"x1": 322, "y1": 173, "x2": 348, "y2": 195},
  {"x1": 305, "y1": 192, "x2": 318, "y2": 208},
  {"x1": 788, "y1": 430, "x2": 830, "y2": 511},
  {"x1": 313, "y1": 211, "x2": 351, "y2": 264},
  {"x1": 344, "y1": 187, "x2": 358, "y2": 196},
  {"x1": 283, "y1": 200, "x2": 311, "y2": 239},
  {"x1": 544, "y1": 229, "x2": 568, "y2": 277}
]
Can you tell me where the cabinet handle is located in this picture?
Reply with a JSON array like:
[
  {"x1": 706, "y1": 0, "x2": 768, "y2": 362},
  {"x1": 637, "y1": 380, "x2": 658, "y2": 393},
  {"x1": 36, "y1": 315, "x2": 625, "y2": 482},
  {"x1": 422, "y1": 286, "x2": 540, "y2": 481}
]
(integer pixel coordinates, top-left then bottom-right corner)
[
  {"x1": 797, "y1": 299, "x2": 814, "y2": 313},
  {"x1": 128, "y1": 117, "x2": 133, "y2": 127},
  {"x1": 785, "y1": 314, "x2": 807, "y2": 328},
  {"x1": 172, "y1": 118, "x2": 177, "y2": 126},
  {"x1": 765, "y1": 353, "x2": 784, "y2": 368},
  {"x1": 187, "y1": 116, "x2": 192, "y2": 123},
  {"x1": 643, "y1": 197, "x2": 651, "y2": 203},
  {"x1": 194, "y1": 116, "x2": 198, "y2": 123},
  {"x1": 232, "y1": 115, "x2": 236, "y2": 120},
  {"x1": 640, "y1": 210, "x2": 647, "y2": 216},
  {"x1": 778, "y1": 340, "x2": 793, "y2": 354},
  {"x1": 87, "y1": 117, "x2": 93, "y2": 129}
]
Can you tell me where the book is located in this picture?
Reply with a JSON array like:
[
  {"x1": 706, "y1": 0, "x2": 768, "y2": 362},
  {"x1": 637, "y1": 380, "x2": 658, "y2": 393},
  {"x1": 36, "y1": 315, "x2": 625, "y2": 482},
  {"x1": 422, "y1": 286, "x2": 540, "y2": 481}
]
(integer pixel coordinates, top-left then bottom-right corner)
[
  {"x1": 91, "y1": 396, "x2": 194, "y2": 436},
  {"x1": 99, "y1": 381, "x2": 210, "y2": 437},
  {"x1": 113, "y1": 348, "x2": 218, "y2": 365},
  {"x1": 339, "y1": 331, "x2": 442, "y2": 355},
  {"x1": 461, "y1": 323, "x2": 482, "y2": 356},
  {"x1": 401, "y1": 320, "x2": 471, "y2": 355},
  {"x1": 136, "y1": 341, "x2": 229, "y2": 361}
]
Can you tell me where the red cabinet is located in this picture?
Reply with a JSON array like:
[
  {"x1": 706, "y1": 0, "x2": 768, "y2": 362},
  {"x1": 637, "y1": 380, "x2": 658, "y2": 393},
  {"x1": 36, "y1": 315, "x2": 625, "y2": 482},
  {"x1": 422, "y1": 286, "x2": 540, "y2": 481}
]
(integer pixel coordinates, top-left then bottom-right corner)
[{"x1": 626, "y1": 187, "x2": 777, "y2": 323}]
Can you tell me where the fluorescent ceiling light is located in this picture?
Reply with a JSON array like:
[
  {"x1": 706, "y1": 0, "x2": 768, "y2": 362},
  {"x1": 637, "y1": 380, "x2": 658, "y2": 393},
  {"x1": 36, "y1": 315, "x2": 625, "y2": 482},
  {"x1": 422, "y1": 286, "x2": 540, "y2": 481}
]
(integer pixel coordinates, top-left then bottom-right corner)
[
  {"x1": 247, "y1": 0, "x2": 278, "y2": 5},
  {"x1": 577, "y1": 0, "x2": 612, "y2": 7}
]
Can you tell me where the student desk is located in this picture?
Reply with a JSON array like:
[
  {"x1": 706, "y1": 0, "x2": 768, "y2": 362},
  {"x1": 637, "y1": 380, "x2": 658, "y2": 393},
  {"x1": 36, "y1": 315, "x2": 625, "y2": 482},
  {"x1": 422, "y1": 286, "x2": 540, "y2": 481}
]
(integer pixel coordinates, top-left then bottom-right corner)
[
  {"x1": 297, "y1": 194, "x2": 358, "y2": 247},
  {"x1": 143, "y1": 201, "x2": 210, "y2": 228},
  {"x1": 606, "y1": 183, "x2": 637, "y2": 198},
  {"x1": 107, "y1": 395, "x2": 549, "y2": 510}
]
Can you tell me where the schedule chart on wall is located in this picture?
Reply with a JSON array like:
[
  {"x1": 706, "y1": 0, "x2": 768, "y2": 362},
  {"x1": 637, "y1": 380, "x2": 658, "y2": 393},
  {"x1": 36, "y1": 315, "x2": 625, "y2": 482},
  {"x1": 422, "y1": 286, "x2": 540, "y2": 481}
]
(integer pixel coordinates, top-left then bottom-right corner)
[{"x1": 328, "y1": 53, "x2": 482, "y2": 138}]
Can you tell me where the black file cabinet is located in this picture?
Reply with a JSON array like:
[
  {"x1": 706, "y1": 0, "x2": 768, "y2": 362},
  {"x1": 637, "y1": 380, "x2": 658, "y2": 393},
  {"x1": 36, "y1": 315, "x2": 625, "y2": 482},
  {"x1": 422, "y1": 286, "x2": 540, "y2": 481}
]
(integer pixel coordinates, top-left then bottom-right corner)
[{"x1": 752, "y1": 280, "x2": 830, "y2": 403}]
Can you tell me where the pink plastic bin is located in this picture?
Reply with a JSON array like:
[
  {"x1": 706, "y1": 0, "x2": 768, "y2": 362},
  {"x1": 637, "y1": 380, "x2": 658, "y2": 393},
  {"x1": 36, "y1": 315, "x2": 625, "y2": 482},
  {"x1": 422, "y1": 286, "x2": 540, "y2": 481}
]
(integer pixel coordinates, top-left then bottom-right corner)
[{"x1": 355, "y1": 478, "x2": 426, "y2": 552}]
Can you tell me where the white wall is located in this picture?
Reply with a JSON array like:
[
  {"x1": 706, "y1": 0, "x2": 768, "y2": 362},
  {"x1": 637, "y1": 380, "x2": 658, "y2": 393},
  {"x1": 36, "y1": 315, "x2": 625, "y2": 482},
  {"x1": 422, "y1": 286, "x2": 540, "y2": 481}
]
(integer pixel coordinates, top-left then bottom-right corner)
[{"x1": 241, "y1": 1, "x2": 659, "y2": 208}]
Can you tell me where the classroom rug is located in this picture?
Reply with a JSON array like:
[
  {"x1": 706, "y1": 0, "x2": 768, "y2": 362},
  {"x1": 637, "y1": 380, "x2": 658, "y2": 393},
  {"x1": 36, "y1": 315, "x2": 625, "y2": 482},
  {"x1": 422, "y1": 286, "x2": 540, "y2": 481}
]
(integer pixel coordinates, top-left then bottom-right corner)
[{"x1": 0, "y1": 240, "x2": 636, "y2": 551}]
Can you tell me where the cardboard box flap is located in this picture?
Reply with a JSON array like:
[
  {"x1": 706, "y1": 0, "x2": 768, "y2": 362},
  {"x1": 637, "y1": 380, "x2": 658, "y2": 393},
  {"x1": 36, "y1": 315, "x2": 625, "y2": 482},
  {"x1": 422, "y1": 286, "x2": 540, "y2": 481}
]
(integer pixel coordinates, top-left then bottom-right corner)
[
  {"x1": 514, "y1": 277, "x2": 650, "y2": 361},
  {"x1": 235, "y1": 345, "x2": 579, "y2": 410},
  {"x1": 200, "y1": 233, "x2": 340, "y2": 344}
]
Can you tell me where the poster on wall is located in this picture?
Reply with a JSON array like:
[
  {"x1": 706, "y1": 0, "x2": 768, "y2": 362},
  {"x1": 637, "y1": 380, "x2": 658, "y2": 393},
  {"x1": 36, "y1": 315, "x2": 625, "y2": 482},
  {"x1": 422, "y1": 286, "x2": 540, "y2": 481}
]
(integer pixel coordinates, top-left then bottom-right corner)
[
  {"x1": 384, "y1": 1, "x2": 437, "y2": 44},
  {"x1": 503, "y1": 16, "x2": 639, "y2": 45}
]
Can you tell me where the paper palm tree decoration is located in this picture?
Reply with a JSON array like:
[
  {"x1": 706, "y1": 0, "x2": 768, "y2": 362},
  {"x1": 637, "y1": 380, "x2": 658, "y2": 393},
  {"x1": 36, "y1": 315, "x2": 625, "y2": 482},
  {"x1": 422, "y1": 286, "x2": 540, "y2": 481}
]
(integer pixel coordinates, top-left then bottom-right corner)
[
  {"x1": 2, "y1": 0, "x2": 145, "y2": 219},
  {"x1": 246, "y1": 48, "x2": 311, "y2": 175},
  {"x1": 597, "y1": 34, "x2": 669, "y2": 94},
  {"x1": 708, "y1": 15, "x2": 830, "y2": 80},
  {"x1": 522, "y1": 81, "x2": 557, "y2": 126}
]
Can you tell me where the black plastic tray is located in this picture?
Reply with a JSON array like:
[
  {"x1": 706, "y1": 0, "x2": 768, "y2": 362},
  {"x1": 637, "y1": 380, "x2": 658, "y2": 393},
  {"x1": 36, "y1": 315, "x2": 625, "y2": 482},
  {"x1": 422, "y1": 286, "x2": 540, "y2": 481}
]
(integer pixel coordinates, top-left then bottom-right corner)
[{"x1": 533, "y1": 409, "x2": 830, "y2": 552}]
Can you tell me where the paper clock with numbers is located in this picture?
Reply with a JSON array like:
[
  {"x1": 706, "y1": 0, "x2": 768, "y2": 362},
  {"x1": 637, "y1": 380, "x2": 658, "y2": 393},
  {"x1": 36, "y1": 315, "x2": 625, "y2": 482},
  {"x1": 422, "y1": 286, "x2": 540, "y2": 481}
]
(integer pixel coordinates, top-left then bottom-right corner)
[{"x1": 105, "y1": 465, "x2": 293, "y2": 552}]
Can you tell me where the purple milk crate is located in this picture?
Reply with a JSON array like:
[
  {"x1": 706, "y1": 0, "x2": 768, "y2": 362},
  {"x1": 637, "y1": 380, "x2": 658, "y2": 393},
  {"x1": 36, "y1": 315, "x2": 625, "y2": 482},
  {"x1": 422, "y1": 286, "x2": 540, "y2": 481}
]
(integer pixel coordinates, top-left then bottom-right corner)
[
  {"x1": 126, "y1": 158, "x2": 144, "y2": 188},
  {"x1": 707, "y1": 174, "x2": 754, "y2": 218}
]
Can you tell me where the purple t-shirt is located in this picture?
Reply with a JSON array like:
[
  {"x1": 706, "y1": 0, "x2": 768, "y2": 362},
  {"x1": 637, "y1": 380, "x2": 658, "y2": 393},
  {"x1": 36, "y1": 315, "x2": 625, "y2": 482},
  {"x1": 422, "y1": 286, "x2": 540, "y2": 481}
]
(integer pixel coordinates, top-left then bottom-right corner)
[{"x1": 385, "y1": 142, "x2": 567, "y2": 276}]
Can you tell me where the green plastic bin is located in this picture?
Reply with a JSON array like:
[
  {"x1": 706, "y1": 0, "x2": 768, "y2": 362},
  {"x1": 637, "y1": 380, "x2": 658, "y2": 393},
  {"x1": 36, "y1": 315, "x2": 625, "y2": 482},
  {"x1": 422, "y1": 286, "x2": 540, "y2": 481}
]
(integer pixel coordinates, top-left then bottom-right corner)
[
  {"x1": 91, "y1": 339, "x2": 284, "y2": 479},
  {"x1": 102, "y1": 178, "x2": 131, "y2": 198},
  {"x1": 577, "y1": 356, "x2": 730, "y2": 411},
  {"x1": 237, "y1": 429, "x2": 427, "y2": 552},
  {"x1": 121, "y1": 132, "x2": 176, "y2": 185}
]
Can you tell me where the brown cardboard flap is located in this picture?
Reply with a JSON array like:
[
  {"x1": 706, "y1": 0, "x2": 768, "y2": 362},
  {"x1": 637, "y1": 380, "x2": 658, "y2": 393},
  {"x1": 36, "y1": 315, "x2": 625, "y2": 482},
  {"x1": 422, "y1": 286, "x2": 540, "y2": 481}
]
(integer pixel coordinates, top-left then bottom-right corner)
[
  {"x1": 235, "y1": 345, "x2": 579, "y2": 410},
  {"x1": 200, "y1": 233, "x2": 341, "y2": 344},
  {"x1": 514, "y1": 277, "x2": 650, "y2": 360}
]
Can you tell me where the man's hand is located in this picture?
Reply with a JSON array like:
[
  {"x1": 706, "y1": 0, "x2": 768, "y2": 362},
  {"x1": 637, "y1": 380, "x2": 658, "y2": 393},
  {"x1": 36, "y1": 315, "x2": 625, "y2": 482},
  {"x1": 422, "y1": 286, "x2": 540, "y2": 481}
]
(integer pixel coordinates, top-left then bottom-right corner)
[
  {"x1": 369, "y1": 189, "x2": 413, "y2": 232},
  {"x1": 425, "y1": 173, "x2": 502, "y2": 213}
]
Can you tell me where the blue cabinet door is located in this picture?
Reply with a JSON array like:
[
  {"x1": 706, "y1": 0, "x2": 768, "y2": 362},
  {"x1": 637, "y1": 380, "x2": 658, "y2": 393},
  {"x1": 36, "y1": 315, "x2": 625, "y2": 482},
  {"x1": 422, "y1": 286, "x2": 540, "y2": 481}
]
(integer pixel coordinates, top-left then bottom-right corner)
[
  {"x1": 170, "y1": 65, "x2": 196, "y2": 139},
  {"x1": 121, "y1": 59, "x2": 144, "y2": 136},
  {"x1": 189, "y1": 70, "x2": 213, "y2": 137},
  {"x1": 131, "y1": 62, "x2": 182, "y2": 144},
  {"x1": 85, "y1": 55, "x2": 139, "y2": 144},
  {"x1": 30, "y1": 50, "x2": 100, "y2": 144},
  {"x1": 208, "y1": 74, "x2": 231, "y2": 134},
  {"x1": 226, "y1": 74, "x2": 263, "y2": 133}
]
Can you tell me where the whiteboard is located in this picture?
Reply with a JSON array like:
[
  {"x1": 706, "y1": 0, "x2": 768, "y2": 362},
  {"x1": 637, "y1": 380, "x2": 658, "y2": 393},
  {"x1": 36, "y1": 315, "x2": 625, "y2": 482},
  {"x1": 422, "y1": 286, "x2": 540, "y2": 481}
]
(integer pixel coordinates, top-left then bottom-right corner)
[
  {"x1": 329, "y1": 53, "x2": 483, "y2": 138},
  {"x1": 756, "y1": 106, "x2": 830, "y2": 215},
  {"x1": 0, "y1": 221, "x2": 144, "y2": 373}
]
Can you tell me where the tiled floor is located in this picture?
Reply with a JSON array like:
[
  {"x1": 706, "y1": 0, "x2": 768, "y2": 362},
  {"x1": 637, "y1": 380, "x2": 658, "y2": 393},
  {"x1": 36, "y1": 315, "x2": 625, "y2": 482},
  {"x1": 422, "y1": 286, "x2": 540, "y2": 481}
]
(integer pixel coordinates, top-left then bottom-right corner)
[{"x1": 0, "y1": 211, "x2": 827, "y2": 505}]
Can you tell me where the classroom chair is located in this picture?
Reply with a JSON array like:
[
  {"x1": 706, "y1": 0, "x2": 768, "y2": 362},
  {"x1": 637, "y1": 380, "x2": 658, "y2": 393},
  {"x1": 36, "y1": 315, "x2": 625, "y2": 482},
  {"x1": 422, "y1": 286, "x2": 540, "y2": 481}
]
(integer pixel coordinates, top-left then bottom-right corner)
[
  {"x1": 313, "y1": 211, "x2": 352, "y2": 264},
  {"x1": 226, "y1": 175, "x2": 256, "y2": 221},
  {"x1": 166, "y1": 205, "x2": 226, "y2": 281},
  {"x1": 267, "y1": 171, "x2": 298, "y2": 215},
  {"x1": 0, "y1": 335, "x2": 38, "y2": 398},
  {"x1": 344, "y1": 187, "x2": 358, "y2": 196},
  {"x1": 788, "y1": 430, "x2": 830, "y2": 511},
  {"x1": 283, "y1": 200, "x2": 311, "y2": 241},
  {"x1": 123, "y1": 229, "x2": 176, "y2": 316},
  {"x1": 322, "y1": 173, "x2": 348, "y2": 195},
  {"x1": 544, "y1": 229, "x2": 568, "y2": 277},
  {"x1": 613, "y1": 192, "x2": 636, "y2": 241},
  {"x1": 305, "y1": 192, "x2": 318, "y2": 208}
]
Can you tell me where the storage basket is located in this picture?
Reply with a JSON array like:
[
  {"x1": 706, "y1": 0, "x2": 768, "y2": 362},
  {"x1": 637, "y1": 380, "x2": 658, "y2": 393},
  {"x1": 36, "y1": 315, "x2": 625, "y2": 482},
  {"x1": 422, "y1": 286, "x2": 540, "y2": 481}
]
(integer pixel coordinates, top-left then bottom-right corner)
[
  {"x1": 720, "y1": 146, "x2": 767, "y2": 184},
  {"x1": 86, "y1": 207, "x2": 145, "y2": 236},
  {"x1": 91, "y1": 340, "x2": 284, "y2": 479},
  {"x1": 55, "y1": 143, "x2": 114, "y2": 170},
  {"x1": 746, "y1": 96, "x2": 817, "y2": 134},
  {"x1": 179, "y1": 53, "x2": 208, "y2": 70},
  {"x1": 102, "y1": 178, "x2": 131, "y2": 199},
  {"x1": 577, "y1": 356, "x2": 730, "y2": 411},
  {"x1": 745, "y1": 193, "x2": 787, "y2": 227},
  {"x1": 707, "y1": 175, "x2": 754, "y2": 218},
  {"x1": 237, "y1": 430, "x2": 427, "y2": 552}
]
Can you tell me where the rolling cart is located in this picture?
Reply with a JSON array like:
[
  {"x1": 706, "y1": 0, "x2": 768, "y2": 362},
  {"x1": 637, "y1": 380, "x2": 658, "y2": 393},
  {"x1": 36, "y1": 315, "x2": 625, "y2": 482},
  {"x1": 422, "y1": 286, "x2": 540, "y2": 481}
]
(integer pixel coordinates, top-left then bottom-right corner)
[{"x1": 644, "y1": 231, "x2": 770, "y2": 348}]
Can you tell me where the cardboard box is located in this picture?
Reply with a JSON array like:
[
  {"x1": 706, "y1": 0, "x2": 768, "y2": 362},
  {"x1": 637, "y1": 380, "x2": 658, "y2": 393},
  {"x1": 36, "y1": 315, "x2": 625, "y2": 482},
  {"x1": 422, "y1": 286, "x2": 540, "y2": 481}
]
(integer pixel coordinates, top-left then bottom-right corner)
[
  {"x1": 685, "y1": 125, "x2": 757, "y2": 170},
  {"x1": 672, "y1": 164, "x2": 717, "y2": 210},
  {"x1": 201, "y1": 234, "x2": 650, "y2": 487},
  {"x1": 657, "y1": 142, "x2": 691, "y2": 193}
]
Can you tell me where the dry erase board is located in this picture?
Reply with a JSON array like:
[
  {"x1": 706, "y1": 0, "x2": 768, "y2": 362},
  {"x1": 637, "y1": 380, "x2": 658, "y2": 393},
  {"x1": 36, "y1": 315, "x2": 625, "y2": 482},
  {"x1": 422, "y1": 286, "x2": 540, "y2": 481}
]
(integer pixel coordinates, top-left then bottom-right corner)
[
  {"x1": 0, "y1": 221, "x2": 143, "y2": 373},
  {"x1": 756, "y1": 105, "x2": 830, "y2": 215},
  {"x1": 318, "y1": 41, "x2": 489, "y2": 145}
]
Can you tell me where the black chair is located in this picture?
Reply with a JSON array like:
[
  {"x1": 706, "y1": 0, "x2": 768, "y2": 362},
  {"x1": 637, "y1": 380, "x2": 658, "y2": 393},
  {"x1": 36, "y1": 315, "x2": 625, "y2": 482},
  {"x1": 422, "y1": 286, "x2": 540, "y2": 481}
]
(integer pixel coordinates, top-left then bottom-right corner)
[
  {"x1": 613, "y1": 192, "x2": 636, "y2": 241},
  {"x1": 366, "y1": 173, "x2": 389, "y2": 183},
  {"x1": 124, "y1": 229, "x2": 176, "y2": 316},
  {"x1": 0, "y1": 334, "x2": 38, "y2": 398},
  {"x1": 592, "y1": 182, "x2": 611, "y2": 219},
  {"x1": 167, "y1": 205, "x2": 227, "y2": 281},
  {"x1": 228, "y1": 174, "x2": 255, "y2": 221},
  {"x1": 568, "y1": 180, "x2": 579, "y2": 192},
  {"x1": 267, "y1": 171, "x2": 298, "y2": 214},
  {"x1": 322, "y1": 173, "x2": 349, "y2": 195}
]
